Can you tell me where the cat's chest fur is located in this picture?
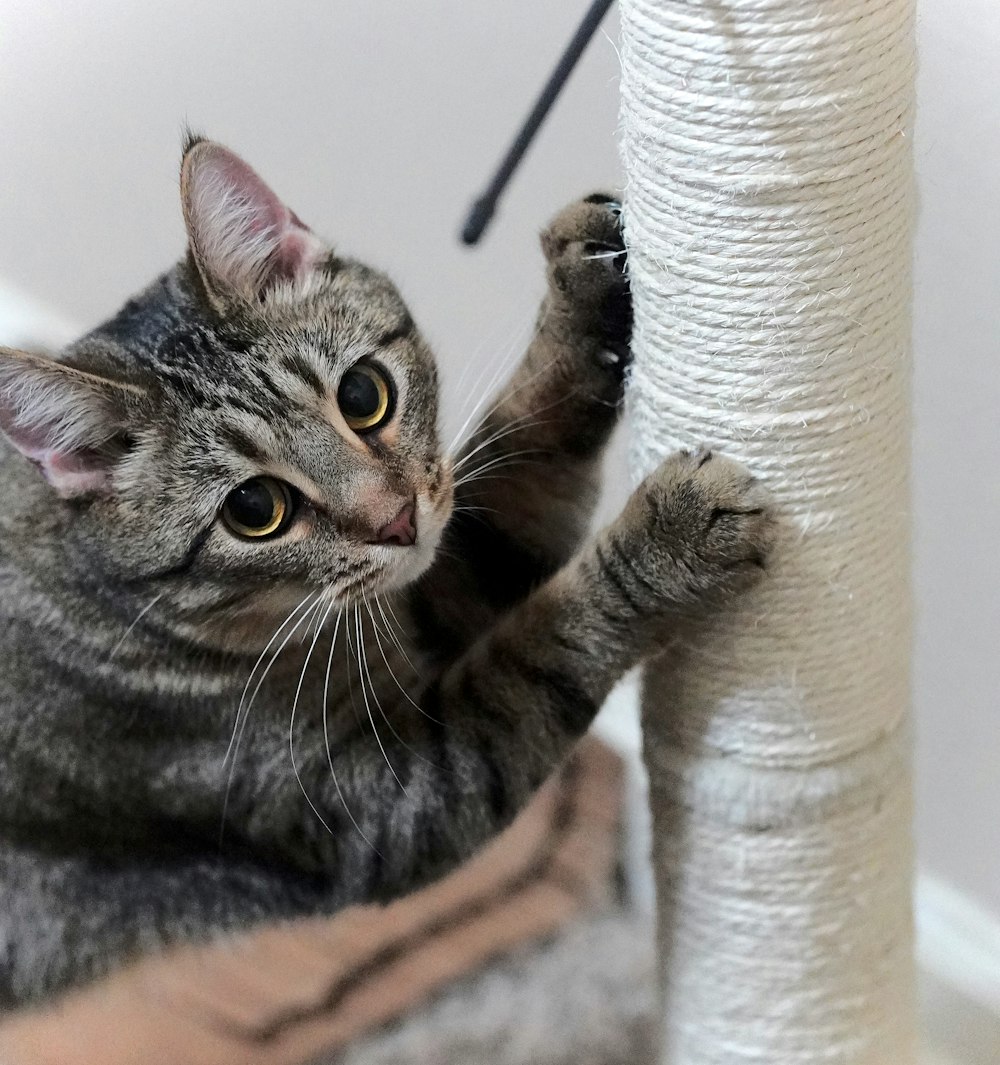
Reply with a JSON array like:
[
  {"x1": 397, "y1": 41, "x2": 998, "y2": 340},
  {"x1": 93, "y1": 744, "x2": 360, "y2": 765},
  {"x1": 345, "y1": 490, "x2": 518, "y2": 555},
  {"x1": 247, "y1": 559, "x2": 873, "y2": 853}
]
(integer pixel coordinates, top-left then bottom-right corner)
[{"x1": 0, "y1": 545, "x2": 412, "y2": 853}]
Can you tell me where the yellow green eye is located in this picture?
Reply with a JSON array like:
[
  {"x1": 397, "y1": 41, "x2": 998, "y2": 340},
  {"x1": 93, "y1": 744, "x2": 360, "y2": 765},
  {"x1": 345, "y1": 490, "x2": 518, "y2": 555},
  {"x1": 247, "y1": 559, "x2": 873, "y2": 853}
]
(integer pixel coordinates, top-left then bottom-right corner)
[
  {"x1": 222, "y1": 477, "x2": 293, "y2": 539},
  {"x1": 338, "y1": 364, "x2": 393, "y2": 432}
]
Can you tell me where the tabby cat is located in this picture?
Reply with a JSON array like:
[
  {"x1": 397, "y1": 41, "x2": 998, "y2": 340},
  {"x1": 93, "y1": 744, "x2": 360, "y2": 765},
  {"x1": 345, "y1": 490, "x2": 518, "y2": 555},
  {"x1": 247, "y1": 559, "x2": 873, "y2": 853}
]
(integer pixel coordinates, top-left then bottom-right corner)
[{"x1": 0, "y1": 138, "x2": 775, "y2": 1006}]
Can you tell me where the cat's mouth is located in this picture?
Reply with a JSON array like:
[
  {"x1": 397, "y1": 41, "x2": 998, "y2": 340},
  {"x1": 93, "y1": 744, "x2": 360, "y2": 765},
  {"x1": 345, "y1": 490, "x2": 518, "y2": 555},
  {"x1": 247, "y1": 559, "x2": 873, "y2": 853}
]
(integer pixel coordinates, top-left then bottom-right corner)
[{"x1": 353, "y1": 488, "x2": 451, "y2": 599}]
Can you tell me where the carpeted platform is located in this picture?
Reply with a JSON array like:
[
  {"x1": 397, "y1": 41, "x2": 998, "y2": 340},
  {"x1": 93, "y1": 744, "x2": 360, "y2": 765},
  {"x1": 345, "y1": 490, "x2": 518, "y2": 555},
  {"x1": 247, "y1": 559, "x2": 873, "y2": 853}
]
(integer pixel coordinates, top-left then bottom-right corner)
[
  {"x1": 331, "y1": 910, "x2": 655, "y2": 1065},
  {"x1": 0, "y1": 738, "x2": 653, "y2": 1065}
]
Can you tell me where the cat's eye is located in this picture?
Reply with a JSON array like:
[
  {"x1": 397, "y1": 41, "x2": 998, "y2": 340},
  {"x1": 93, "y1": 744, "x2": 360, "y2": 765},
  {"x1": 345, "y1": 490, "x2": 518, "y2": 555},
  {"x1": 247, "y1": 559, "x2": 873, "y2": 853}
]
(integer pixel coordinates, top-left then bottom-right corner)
[
  {"x1": 221, "y1": 477, "x2": 294, "y2": 539},
  {"x1": 338, "y1": 364, "x2": 393, "y2": 433}
]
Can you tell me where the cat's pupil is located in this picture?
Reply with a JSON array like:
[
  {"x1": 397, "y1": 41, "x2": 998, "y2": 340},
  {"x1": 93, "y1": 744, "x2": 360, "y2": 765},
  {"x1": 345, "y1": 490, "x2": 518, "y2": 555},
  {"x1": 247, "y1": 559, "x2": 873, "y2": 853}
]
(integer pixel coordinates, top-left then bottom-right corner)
[
  {"x1": 228, "y1": 480, "x2": 276, "y2": 528},
  {"x1": 339, "y1": 369, "x2": 380, "y2": 418}
]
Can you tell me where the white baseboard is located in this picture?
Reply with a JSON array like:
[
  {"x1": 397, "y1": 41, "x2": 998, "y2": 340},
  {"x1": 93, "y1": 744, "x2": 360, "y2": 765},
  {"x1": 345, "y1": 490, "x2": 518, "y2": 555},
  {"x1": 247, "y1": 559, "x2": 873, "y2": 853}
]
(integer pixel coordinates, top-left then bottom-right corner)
[{"x1": 916, "y1": 873, "x2": 1000, "y2": 1018}]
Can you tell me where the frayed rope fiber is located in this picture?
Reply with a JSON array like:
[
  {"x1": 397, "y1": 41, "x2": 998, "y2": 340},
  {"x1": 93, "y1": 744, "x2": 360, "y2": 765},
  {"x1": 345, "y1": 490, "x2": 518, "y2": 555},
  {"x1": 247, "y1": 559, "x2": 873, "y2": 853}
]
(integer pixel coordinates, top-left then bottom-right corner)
[{"x1": 619, "y1": 0, "x2": 918, "y2": 1061}]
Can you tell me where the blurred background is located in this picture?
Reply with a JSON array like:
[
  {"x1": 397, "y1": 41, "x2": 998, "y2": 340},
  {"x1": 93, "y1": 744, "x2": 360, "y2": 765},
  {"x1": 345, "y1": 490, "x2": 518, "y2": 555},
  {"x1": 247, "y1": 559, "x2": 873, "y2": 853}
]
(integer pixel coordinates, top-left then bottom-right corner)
[{"x1": 0, "y1": 0, "x2": 997, "y2": 1041}]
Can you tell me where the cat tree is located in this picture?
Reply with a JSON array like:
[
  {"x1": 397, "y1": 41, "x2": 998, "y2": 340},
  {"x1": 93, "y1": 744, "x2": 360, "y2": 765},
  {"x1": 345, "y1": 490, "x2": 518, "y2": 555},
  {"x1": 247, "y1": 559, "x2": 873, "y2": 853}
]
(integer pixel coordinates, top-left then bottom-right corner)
[{"x1": 619, "y1": 0, "x2": 917, "y2": 1061}]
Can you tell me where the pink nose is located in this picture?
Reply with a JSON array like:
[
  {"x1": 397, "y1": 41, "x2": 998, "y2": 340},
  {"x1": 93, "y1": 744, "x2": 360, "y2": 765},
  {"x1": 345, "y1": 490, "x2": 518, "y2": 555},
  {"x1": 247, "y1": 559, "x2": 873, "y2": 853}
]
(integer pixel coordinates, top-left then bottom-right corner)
[{"x1": 376, "y1": 501, "x2": 417, "y2": 547}]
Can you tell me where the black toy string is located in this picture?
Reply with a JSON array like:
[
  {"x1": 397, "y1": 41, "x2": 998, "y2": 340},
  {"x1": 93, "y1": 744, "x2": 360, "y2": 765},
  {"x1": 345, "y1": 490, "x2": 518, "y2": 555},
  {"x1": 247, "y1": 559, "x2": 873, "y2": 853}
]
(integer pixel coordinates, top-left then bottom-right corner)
[{"x1": 460, "y1": 0, "x2": 616, "y2": 246}]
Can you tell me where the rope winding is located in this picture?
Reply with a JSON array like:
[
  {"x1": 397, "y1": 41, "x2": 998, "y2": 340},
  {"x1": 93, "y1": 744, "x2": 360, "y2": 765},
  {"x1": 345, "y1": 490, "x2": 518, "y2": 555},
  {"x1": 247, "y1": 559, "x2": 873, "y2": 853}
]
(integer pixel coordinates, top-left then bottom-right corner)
[{"x1": 620, "y1": 0, "x2": 917, "y2": 1059}]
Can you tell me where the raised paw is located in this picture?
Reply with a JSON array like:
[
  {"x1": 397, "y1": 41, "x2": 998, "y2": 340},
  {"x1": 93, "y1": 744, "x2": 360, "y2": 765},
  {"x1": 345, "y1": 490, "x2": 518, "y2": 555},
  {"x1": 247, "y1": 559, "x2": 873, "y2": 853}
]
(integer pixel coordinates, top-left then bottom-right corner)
[
  {"x1": 610, "y1": 449, "x2": 777, "y2": 611},
  {"x1": 539, "y1": 194, "x2": 631, "y2": 377}
]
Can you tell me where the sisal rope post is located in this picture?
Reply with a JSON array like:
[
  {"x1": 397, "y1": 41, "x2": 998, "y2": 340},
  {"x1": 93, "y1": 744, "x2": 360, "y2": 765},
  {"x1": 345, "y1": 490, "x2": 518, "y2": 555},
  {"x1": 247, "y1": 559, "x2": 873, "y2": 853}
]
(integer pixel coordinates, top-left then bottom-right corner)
[{"x1": 619, "y1": 0, "x2": 917, "y2": 1061}]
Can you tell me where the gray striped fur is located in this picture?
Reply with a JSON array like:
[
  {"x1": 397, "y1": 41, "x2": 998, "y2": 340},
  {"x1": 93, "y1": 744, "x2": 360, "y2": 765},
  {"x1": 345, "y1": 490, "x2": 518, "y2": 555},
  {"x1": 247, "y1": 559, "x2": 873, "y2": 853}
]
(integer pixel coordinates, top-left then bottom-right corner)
[{"x1": 0, "y1": 145, "x2": 775, "y2": 1006}]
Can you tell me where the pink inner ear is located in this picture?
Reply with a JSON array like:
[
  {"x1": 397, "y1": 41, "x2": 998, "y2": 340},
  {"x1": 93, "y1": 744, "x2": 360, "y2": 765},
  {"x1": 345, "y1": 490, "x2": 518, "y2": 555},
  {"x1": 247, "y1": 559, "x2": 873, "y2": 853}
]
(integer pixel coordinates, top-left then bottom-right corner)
[
  {"x1": 0, "y1": 348, "x2": 129, "y2": 500},
  {"x1": 5, "y1": 430, "x2": 111, "y2": 498},
  {"x1": 5, "y1": 423, "x2": 110, "y2": 498},
  {"x1": 0, "y1": 395, "x2": 112, "y2": 498},
  {"x1": 186, "y1": 144, "x2": 326, "y2": 296},
  {"x1": 272, "y1": 220, "x2": 322, "y2": 284},
  {"x1": 35, "y1": 448, "x2": 112, "y2": 498}
]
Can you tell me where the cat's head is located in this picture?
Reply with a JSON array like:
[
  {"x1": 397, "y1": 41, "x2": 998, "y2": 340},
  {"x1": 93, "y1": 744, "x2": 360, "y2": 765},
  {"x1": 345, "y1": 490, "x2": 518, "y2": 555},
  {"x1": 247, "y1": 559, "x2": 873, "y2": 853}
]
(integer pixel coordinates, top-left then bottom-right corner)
[{"x1": 0, "y1": 138, "x2": 454, "y2": 648}]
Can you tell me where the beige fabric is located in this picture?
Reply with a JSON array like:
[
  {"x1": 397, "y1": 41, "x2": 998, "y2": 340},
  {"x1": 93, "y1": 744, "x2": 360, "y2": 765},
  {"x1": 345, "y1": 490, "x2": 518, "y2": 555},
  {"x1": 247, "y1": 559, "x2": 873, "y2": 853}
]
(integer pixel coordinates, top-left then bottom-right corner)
[{"x1": 0, "y1": 739, "x2": 622, "y2": 1065}]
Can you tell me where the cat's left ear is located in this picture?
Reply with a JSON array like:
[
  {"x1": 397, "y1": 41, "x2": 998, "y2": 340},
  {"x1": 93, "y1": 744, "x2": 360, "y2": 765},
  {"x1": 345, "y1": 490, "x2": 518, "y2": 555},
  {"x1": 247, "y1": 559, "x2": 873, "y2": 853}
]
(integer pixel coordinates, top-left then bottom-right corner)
[
  {"x1": 0, "y1": 347, "x2": 142, "y2": 498},
  {"x1": 180, "y1": 137, "x2": 329, "y2": 310}
]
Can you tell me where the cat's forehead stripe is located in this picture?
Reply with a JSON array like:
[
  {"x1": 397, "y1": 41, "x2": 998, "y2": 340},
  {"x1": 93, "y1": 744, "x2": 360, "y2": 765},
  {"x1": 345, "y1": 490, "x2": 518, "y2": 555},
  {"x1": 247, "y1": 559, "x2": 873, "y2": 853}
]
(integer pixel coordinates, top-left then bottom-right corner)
[
  {"x1": 218, "y1": 422, "x2": 270, "y2": 466},
  {"x1": 280, "y1": 352, "x2": 326, "y2": 396},
  {"x1": 374, "y1": 312, "x2": 415, "y2": 350}
]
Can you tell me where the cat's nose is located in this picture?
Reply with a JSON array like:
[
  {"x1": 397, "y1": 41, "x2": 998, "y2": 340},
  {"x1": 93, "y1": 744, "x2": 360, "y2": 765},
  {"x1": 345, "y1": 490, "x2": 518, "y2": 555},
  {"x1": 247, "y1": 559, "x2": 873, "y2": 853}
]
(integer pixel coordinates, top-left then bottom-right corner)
[{"x1": 376, "y1": 501, "x2": 417, "y2": 547}]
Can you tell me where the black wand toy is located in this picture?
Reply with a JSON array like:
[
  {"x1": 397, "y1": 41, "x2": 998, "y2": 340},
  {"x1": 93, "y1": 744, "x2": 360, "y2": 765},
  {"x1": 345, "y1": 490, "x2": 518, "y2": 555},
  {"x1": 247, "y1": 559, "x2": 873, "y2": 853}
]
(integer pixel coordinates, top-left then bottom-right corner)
[{"x1": 460, "y1": 0, "x2": 616, "y2": 246}]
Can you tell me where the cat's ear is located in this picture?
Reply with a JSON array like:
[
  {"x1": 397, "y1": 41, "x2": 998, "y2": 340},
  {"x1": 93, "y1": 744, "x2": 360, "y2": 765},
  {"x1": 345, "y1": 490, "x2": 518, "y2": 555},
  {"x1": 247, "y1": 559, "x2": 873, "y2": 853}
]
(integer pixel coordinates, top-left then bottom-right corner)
[
  {"x1": 0, "y1": 347, "x2": 140, "y2": 498},
  {"x1": 180, "y1": 137, "x2": 329, "y2": 309}
]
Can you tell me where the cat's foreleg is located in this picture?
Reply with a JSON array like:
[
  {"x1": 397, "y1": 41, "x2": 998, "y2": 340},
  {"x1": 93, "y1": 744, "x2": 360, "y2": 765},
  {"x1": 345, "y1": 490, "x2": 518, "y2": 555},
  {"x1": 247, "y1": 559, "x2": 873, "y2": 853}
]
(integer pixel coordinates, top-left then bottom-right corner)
[
  {"x1": 411, "y1": 197, "x2": 631, "y2": 651},
  {"x1": 455, "y1": 195, "x2": 630, "y2": 554},
  {"x1": 350, "y1": 449, "x2": 775, "y2": 897}
]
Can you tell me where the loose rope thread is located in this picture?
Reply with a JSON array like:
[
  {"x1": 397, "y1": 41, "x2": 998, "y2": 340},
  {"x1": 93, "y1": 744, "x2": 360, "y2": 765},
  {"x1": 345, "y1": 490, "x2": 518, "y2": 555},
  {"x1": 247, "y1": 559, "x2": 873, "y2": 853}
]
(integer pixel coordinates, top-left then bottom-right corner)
[{"x1": 620, "y1": 0, "x2": 917, "y2": 1061}]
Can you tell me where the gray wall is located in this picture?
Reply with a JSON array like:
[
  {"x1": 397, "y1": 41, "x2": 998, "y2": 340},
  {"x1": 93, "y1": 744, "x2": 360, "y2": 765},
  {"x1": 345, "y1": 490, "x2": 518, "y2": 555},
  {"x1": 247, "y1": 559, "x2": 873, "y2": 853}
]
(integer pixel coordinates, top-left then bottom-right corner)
[
  {"x1": 910, "y1": 0, "x2": 1000, "y2": 915},
  {"x1": 0, "y1": 1, "x2": 996, "y2": 914}
]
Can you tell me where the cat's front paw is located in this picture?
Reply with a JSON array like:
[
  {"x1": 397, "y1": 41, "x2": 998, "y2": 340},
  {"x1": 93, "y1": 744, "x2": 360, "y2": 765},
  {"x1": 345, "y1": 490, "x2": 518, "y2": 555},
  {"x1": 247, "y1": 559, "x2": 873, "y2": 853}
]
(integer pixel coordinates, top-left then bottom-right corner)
[
  {"x1": 610, "y1": 449, "x2": 777, "y2": 611},
  {"x1": 540, "y1": 194, "x2": 631, "y2": 381}
]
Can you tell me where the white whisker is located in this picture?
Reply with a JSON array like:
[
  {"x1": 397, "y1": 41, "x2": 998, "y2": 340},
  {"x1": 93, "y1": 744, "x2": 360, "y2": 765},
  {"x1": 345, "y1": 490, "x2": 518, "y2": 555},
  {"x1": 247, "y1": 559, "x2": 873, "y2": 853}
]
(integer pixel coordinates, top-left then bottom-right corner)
[
  {"x1": 449, "y1": 353, "x2": 569, "y2": 459},
  {"x1": 224, "y1": 591, "x2": 318, "y2": 768},
  {"x1": 107, "y1": 593, "x2": 164, "y2": 660},
  {"x1": 288, "y1": 597, "x2": 338, "y2": 837},
  {"x1": 219, "y1": 591, "x2": 320, "y2": 845},
  {"x1": 321, "y1": 607, "x2": 378, "y2": 853},
  {"x1": 369, "y1": 596, "x2": 442, "y2": 728},
  {"x1": 446, "y1": 318, "x2": 533, "y2": 454},
  {"x1": 450, "y1": 415, "x2": 542, "y2": 475},
  {"x1": 355, "y1": 605, "x2": 406, "y2": 792},
  {"x1": 453, "y1": 448, "x2": 546, "y2": 489},
  {"x1": 451, "y1": 405, "x2": 543, "y2": 468},
  {"x1": 374, "y1": 594, "x2": 416, "y2": 672},
  {"x1": 451, "y1": 502, "x2": 501, "y2": 514}
]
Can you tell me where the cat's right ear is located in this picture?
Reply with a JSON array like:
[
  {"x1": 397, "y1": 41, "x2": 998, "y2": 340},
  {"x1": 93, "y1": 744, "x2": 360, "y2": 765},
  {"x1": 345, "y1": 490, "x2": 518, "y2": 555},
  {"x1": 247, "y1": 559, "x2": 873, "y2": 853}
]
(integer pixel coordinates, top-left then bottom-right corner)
[
  {"x1": 180, "y1": 137, "x2": 329, "y2": 311},
  {"x1": 0, "y1": 347, "x2": 142, "y2": 498}
]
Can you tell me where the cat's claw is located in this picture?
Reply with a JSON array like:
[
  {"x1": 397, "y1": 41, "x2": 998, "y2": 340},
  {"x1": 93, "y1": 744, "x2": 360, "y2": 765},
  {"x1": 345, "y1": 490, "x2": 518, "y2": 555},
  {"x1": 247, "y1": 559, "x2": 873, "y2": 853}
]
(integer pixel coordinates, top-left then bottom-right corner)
[{"x1": 540, "y1": 194, "x2": 632, "y2": 373}]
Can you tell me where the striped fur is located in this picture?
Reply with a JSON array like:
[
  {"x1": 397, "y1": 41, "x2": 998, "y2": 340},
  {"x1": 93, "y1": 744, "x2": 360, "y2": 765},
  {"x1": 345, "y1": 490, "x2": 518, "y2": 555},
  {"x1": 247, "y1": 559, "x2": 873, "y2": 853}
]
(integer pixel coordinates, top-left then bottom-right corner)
[{"x1": 0, "y1": 145, "x2": 775, "y2": 1006}]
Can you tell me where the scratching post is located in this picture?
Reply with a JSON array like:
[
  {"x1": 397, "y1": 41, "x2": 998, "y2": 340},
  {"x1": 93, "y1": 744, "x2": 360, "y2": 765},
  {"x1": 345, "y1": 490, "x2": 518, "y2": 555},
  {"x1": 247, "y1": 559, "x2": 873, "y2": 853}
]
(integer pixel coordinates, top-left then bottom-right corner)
[{"x1": 619, "y1": 0, "x2": 917, "y2": 1061}]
